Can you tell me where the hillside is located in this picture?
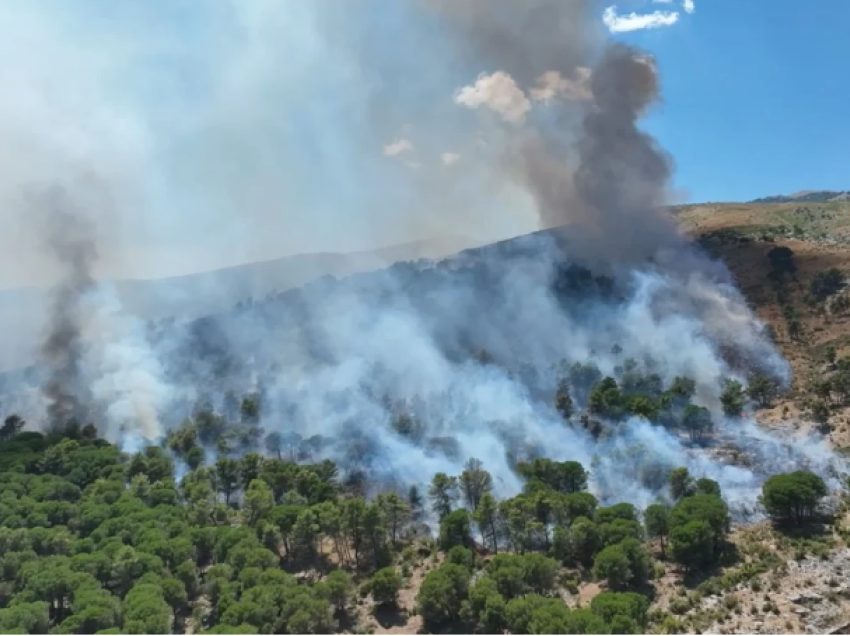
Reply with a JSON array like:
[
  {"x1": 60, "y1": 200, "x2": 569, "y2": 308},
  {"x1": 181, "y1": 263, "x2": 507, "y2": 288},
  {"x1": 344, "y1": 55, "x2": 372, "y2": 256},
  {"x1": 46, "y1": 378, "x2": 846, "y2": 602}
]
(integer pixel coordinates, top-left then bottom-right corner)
[
  {"x1": 0, "y1": 235, "x2": 478, "y2": 372},
  {"x1": 2, "y1": 201, "x2": 850, "y2": 635},
  {"x1": 677, "y1": 200, "x2": 850, "y2": 448}
]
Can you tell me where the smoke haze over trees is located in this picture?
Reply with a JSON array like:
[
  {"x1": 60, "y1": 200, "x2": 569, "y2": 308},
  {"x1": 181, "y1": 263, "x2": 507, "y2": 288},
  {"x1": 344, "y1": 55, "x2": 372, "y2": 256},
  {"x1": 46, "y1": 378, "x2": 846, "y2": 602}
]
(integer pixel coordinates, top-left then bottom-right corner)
[{"x1": 0, "y1": 0, "x2": 844, "y2": 523}]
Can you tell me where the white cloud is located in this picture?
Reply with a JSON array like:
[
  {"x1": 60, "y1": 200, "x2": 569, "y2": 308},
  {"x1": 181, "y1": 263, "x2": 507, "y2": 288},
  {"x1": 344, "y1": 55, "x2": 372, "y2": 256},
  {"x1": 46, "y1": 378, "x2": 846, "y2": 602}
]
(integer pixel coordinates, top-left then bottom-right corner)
[
  {"x1": 455, "y1": 71, "x2": 531, "y2": 125},
  {"x1": 531, "y1": 68, "x2": 592, "y2": 102},
  {"x1": 404, "y1": 160, "x2": 421, "y2": 170},
  {"x1": 602, "y1": 6, "x2": 680, "y2": 33},
  {"x1": 683, "y1": 0, "x2": 695, "y2": 14},
  {"x1": 441, "y1": 152, "x2": 460, "y2": 166},
  {"x1": 383, "y1": 138, "x2": 414, "y2": 157}
]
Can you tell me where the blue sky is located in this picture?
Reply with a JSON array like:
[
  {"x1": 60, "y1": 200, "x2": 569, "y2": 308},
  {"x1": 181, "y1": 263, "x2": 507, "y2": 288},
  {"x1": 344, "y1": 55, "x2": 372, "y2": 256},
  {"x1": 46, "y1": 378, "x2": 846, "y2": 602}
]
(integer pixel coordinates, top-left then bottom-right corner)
[{"x1": 608, "y1": 0, "x2": 850, "y2": 202}]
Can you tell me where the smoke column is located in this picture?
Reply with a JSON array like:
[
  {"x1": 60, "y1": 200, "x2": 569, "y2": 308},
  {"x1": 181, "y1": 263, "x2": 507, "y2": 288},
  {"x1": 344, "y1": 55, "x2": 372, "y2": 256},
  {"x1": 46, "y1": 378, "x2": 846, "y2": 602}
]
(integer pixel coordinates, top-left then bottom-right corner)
[{"x1": 38, "y1": 185, "x2": 98, "y2": 428}]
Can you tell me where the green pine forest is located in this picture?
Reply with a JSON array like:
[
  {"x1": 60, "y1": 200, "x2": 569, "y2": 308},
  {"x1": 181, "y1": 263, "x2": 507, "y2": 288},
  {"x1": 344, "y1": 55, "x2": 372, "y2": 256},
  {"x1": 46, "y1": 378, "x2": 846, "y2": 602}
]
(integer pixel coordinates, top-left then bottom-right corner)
[{"x1": 0, "y1": 397, "x2": 829, "y2": 635}]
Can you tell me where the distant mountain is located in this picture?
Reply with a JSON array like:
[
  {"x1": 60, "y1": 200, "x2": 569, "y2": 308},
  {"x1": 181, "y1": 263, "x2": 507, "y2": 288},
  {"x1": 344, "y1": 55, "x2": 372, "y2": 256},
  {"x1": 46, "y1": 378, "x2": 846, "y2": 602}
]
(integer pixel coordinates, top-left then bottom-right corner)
[
  {"x1": 0, "y1": 235, "x2": 479, "y2": 371},
  {"x1": 750, "y1": 190, "x2": 850, "y2": 204}
]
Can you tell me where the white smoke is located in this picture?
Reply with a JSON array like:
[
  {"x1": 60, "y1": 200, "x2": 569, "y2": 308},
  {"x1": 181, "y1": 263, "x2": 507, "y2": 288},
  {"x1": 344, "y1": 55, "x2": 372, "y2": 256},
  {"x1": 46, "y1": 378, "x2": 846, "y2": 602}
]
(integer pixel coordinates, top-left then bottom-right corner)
[{"x1": 0, "y1": 0, "x2": 842, "y2": 523}]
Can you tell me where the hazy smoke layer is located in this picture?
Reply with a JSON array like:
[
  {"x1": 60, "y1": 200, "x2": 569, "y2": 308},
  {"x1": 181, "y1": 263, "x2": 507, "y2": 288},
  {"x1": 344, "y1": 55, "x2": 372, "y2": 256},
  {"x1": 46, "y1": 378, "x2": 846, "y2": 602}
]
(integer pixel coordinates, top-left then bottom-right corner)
[{"x1": 0, "y1": 1, "x2": 841, "y2": 515}]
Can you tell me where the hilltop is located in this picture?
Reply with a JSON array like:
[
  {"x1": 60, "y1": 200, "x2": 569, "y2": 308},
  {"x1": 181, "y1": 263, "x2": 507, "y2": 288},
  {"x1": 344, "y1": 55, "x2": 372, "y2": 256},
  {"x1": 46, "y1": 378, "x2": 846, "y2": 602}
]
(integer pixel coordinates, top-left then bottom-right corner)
[
  {"x1": 749, "y1": 190, "x2": 850, "y2": 204},
  {"x1": 0, "y1": 235, "x2": 477, "y2": 372}
]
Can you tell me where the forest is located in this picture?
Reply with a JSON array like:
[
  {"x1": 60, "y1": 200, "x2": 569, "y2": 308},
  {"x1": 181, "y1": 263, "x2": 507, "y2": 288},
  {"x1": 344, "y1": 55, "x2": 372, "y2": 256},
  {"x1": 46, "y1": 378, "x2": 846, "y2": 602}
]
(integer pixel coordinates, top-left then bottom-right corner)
[{"x1": 0, "y1": 375, "x2": 828, "y2": 635}]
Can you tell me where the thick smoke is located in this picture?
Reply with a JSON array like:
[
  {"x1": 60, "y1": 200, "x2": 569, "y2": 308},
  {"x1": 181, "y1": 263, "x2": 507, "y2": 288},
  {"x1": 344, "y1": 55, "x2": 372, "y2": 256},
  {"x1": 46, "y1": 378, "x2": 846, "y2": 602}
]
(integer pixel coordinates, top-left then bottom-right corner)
[
  {"x1": 0, "y1": 1, "x2": 840, "y2": 517},
  {"x1": 38, "y1": 185, "x2": 98, "y2": 428},
  {"x1": 570, "y1": 46, "x2": 679, "y2": 262}
]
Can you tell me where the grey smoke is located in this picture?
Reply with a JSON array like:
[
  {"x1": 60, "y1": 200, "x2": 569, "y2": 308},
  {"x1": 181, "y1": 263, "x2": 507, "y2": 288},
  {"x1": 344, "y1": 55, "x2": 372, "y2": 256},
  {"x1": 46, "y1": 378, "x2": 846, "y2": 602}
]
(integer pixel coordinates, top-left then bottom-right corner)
[
  {"x1": 0, "y1": 0, "x2": 840, "y2": 518},
  {"x1": 570, "y1": 45, "x2": 679, "y2": 262},
  {"x1": 38, "y1": 185, "x2": 97, "y2": 429}
]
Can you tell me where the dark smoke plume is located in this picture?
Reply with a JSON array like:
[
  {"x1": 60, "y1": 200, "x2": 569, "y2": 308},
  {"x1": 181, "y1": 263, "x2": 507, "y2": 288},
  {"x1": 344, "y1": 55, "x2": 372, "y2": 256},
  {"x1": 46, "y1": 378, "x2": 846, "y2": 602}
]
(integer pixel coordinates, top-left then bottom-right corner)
[
  {"x1": 38, "y1": 185, "x2": 97, "y2": 429},
  {"x1": 429, "y1": 2, "x2": 681, "y2": 267},
  {"x1": 571, "y1": 45, "x2": 679, "y2": 263}
]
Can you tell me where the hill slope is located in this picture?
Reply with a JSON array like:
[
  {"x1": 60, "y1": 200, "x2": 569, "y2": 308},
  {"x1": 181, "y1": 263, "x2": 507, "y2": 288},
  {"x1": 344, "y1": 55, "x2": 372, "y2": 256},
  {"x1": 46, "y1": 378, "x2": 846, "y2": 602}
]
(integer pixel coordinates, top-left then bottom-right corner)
[
  {"x1": 678, "y1": 200, "x2": 850, "y2": 445},
  {"x1": 0, "y1": 235, "x2": 478, "y2": 371}
]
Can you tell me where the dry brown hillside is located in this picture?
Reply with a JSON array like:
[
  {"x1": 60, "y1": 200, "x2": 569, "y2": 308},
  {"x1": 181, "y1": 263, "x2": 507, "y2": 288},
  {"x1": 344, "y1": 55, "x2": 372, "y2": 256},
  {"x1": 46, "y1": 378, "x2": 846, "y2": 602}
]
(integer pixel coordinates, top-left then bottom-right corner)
[{"x1": 677, "y1": 201, "x2": 850, "y2": 448}]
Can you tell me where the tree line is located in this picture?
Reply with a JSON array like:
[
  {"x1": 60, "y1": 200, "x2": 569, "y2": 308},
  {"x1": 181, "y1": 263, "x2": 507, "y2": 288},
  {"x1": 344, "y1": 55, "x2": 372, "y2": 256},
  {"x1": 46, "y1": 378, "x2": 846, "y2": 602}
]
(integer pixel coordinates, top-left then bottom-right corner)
[{"x1": 0, "y1": 420, "x2": 828, "y2": 634}]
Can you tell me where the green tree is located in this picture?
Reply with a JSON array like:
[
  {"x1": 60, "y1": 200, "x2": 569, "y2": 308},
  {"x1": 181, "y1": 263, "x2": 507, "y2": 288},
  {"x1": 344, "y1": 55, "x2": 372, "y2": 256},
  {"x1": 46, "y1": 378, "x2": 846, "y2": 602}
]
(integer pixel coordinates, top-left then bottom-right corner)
[
  {"x1": 593, "y1": 544, "x2": 633, "y2": 590},
  {"x1": 323, "y1": 569, "x2": 353, "y2": 612},
  {"x1": 123, "y1": 583, "x2": 172, "y2": 634},
  {"x1": 486, "y1": 553, "x2": 558, "y2": 599},
  {"x1": 240, "y1": 396, "x2": 260, "y2": 425},
  {"x1": 175, "y1": 561, "x2": 200, "y2": 600},
  {"x1": 292, "y1": 508, "x2": 321, "y2": 563},
  {"x1": 375, "y1": 492, "x2": 409, "y2": 546},
  {"x1": 242, "y1": 479, "x2": 274, "y2": 527},
  {"x1": 459, "y1": 458, "x2": 493, "y2": 510},
  {"x1": 264, "y1": 431, "x2": 284, "y2": 460},
  {"x1": 669, "y1": 467, "x2": 694, "y2": 500},
  {"x1": 408, "y1": 485, "x2": 424, "y2": 519},
  {"x1": 447, "y1": 546, "x2": 475, "y2": 570},
  {"x1": 416, "y1": 563, "x2": 471, "y2": 628},
  {"x1": 682, "y1": 405, "x2": 713, "y2": 443},
  {"x1": 668, "y1": 377, "x2": 696, "y2": 400},
  {"x1": 440, "y1": 509, "x2": 472, "y2": 551},
  {"x1": 670, "y1": 520, "x2": 713, "y2": 572},
  {"x1": 239, "y1": 453, "x2": 264, "y2": 488},
  {"x1": 761, "y1": 471, "x2": 828, "y2": 525},
  {"x1": 0, "y1": 602, "x2": 50, "y2": 634},
  {"x1": 516, "y1": 458, "x2": 587, "y2": 494},
  {"x1": 694, "y1": 478, "x2": 721, "y2": 497},
  {"x1": 570, "y1": 517, "x2": 600, "y2": 566},
  {"x1": 369, "y1": 567, "x2": 402, "y2": 607},
  {"x1": 589, "y1": 377, "x2": 624, "y2": 419},
  {"x1": 555, "y1": 380, "x2": 574, "y2": 421},
  {"x1": 161, "y1": 578, "x2": 189, "y2": 616},
  {"x1": 590, "y1": 591, "x2": 649, "y2": 630},
  {"x1": 720, "y1": 380, "x2": 745, "y2": 418},
  {"x1": 462, "y1": 576, "x2": 506, "y2": 633},
  {"x1": 214, "y1": 458, "x2": 240, "y2": 506},
  {"x1": 747, "y1": 373, "x2": 778, "y2": 409},
  {"x1": 670, "y1": 495, "x2": 729, "y2": 559},
  {"x1": 284, "y1": 596, "x2": 336, "y2": 634},
  {"x1": 473, "y1": 492, "x2": 501, "y2": 553},
  {"x1": 644, "y1": 504, "x2": 670, "y2": 558},
  {"x1": 595, "y1": 503, "x2": 637, "y2": 524},
  {"x1": 428, "y1": 473, "x2": 459, "y2": 519}
]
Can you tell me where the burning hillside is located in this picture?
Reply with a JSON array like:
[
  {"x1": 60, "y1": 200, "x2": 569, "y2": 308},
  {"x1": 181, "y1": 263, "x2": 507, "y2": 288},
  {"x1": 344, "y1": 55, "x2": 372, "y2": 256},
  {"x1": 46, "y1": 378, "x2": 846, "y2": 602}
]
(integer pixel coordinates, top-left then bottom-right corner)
[{"x1": 0, "y1": 0, "x2": 843, "y2": 518}]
